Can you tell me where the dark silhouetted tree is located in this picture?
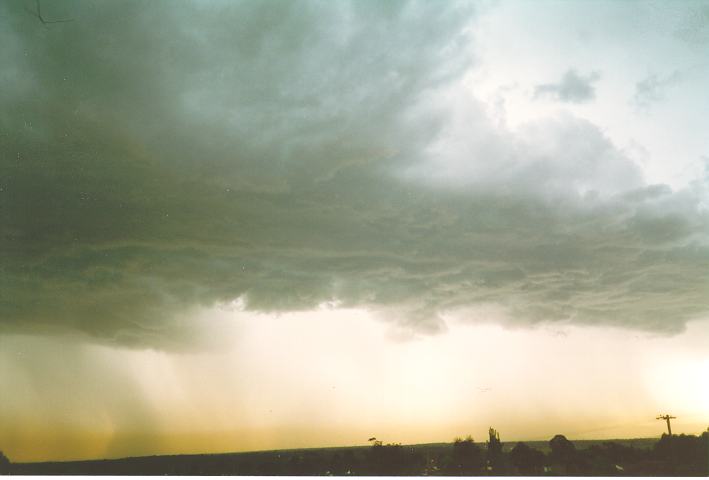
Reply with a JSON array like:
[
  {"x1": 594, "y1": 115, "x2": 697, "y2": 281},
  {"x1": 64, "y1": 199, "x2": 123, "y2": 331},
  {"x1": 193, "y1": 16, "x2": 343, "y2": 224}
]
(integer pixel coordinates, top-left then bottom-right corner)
[
  {"x1": 549, "y1": 434, "x2": 575, "y2": 462},
  {"x1": 0, "y1": 451, "x2": 10, "y2": 475},
  {"x1": 510, "y1": 442, "x2": 545, "y2": 474},
  {"x1": 653, "y1": 432, "x2": 709, "y2": 475},
  {"x1": 446, "y1": 436, "x2": 483, "y2": 475},
  {"x1": 486, "y1": 427, "x2": 504, "y2": 470},
  {"x1": 366, "y1": 441, "x2": 422, "y2": 475},
  {"x1": 548, "y1": 434, "x2": 584, "y2": 474},
  {"x1": 586, "y1": 441, "x2": 641, "y2": 475}
]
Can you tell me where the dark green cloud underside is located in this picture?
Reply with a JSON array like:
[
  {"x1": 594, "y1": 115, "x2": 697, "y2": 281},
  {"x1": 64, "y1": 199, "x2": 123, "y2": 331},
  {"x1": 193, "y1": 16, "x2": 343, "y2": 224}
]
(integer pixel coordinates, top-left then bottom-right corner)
[{"x1": 1, "y1": 0, "x2": 708, "y2": 348}]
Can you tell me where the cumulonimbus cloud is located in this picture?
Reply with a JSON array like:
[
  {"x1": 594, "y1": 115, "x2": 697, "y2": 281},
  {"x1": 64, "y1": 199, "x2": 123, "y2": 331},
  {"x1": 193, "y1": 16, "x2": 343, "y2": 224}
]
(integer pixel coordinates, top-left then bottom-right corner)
[{"x1": 1, "y1": 0, "x2": 707, "y2": 349}]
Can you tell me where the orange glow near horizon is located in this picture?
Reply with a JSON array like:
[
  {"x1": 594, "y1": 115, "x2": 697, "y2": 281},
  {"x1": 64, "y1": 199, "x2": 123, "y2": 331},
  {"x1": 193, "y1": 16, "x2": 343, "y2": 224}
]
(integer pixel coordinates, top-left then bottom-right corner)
[{"x1": 1, "y1": 308, "x2": 707, "y2": 463}]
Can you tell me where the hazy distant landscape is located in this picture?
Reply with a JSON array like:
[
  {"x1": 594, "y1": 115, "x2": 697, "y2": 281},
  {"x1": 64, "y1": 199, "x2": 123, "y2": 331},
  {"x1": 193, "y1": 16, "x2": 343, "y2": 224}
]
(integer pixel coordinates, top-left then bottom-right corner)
[{"x1": 5, "y1": 432, "x2": 708, "y2": 476}]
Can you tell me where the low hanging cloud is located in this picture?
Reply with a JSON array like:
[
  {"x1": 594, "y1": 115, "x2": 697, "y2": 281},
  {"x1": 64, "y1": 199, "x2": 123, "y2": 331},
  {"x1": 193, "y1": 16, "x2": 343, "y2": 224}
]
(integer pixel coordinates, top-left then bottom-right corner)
[
  {"x1": 1, "y1": 0, "x2": 708, "y2": 349},
  {"x1": 631, "y1": 71, "x2": 681, "y2": 109},
  {"x1": 534, "y1": 69, "x2": 601, "y2": 103}
]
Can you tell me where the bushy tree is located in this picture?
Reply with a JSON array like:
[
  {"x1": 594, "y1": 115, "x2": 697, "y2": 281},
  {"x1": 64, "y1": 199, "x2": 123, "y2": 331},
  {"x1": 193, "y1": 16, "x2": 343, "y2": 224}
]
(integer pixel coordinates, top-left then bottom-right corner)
[
  {"x1": 447, "y1": 436, "x2": 483, "y2": 475},
  {"x1": 547, "y1": 434, "x2": 582, "y2": 474},
  {"x1": 653, "y1": 433, "x2": 709, "y2": 475},
  {"x1": 366, "y1": 441, "x2": 424, "y2": 475},
  {"x1": 549, "y1": 434, "x2": 576, "y2": 463},
  {"x1": 510, "y1": 442, "x2": 545, "y2": 474}
]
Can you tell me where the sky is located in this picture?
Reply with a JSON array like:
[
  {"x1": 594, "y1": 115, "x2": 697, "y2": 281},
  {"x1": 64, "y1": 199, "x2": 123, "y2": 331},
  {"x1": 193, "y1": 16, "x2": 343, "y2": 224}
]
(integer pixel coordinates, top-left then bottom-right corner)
[{"x1": 1, "y1": 0, "x2": 708, "y2": 462}]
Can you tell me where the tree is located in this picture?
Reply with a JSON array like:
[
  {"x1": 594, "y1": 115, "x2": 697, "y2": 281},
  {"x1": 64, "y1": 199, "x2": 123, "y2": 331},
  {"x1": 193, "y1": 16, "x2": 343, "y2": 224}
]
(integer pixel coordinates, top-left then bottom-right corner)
[
  {"x1": 366, "y1": 441, "x2": 423, "y2": 475},
  {"x1": 549, "y1": 434, "x2": 575, "y2": 463},
  {"x1": 510, "y1": 442, "x2": 545, "y2": 474},
  {"x1": 653, "y1": 433, "x2": 709, "y2": 475},
  {"x1": 448, "y1": 436, "x2": 483, "y2": 475},
  {"x1": 0, "y1": 451, "x2": 10, "y2": 475},
  {"x1": 548, "y1": 434, "x2": 580, "y2": 474},
  {"x1": 486, "y1": 427, "x2": 503, "y2": 468}
]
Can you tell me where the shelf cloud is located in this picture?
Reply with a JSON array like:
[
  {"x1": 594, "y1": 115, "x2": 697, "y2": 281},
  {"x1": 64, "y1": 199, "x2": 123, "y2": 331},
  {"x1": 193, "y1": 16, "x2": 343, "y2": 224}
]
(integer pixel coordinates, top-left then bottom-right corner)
[{"x1": 1, "y1": 0, "x2": 708, "y2": 349}]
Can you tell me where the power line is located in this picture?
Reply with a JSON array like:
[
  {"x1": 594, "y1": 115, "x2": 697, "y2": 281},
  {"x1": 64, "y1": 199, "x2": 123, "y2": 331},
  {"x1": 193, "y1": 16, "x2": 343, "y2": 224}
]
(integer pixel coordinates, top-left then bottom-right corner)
[
  {"x1": 656, "y1": 414, "x2": 676, "y2": 435},
  {"x1": 26, "y1": 0, "x2": 74, "y2": 25}
]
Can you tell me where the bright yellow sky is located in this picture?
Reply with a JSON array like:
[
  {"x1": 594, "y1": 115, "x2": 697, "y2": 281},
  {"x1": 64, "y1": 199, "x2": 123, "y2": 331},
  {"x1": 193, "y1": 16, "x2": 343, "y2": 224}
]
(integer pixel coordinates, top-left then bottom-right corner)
[{"x1": 1, "y1": 306, "x2": 707, "y2": 462}]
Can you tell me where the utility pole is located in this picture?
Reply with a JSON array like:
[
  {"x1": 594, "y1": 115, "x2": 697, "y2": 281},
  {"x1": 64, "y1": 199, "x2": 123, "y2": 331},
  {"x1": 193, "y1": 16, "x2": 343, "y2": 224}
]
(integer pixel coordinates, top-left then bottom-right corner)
[{"x1": 656, "y1": 414, "x2": 676, "y2": 435}]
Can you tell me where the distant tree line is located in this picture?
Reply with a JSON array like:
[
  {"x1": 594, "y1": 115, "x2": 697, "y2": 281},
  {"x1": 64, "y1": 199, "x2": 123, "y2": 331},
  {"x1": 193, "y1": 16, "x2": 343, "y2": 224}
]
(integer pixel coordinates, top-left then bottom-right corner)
[{"x1": 3, "y1": 430, "x2": 708, "y2": 475}]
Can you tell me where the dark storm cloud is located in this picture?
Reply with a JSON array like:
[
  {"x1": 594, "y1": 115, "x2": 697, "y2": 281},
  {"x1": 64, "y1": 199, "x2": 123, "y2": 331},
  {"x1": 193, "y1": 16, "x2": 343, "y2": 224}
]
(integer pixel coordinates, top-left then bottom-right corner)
[
  {"x1": 534, "y1": 69, "x2": 601, "y2": 103},
  {"x1": 1, "y1": 0, "x2": 708, "y2": 348}
]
